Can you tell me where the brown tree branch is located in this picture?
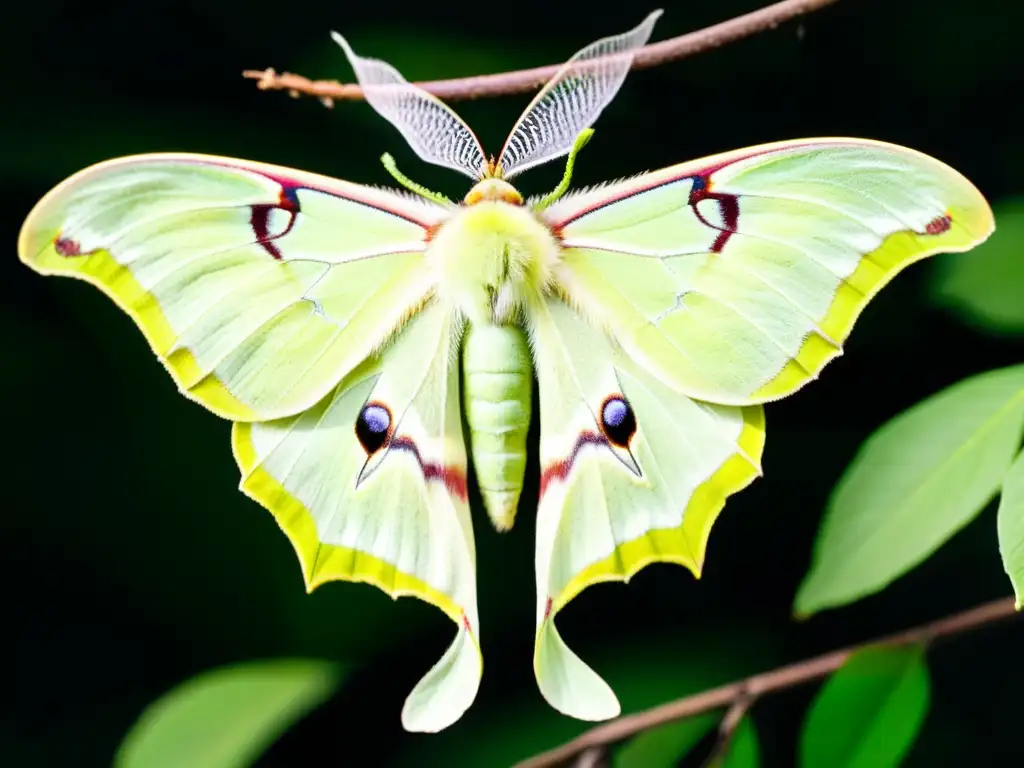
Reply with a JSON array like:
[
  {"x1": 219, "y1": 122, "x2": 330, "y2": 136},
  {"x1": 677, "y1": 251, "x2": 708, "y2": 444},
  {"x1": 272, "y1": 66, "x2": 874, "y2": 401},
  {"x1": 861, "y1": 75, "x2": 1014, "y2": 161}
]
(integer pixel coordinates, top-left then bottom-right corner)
[
  {"x1": 515, "y1": 596, "x2": 1019, "y2": 768},
  {"x1": 242, "y1": 0, "x2": 841, "y2": 106}
]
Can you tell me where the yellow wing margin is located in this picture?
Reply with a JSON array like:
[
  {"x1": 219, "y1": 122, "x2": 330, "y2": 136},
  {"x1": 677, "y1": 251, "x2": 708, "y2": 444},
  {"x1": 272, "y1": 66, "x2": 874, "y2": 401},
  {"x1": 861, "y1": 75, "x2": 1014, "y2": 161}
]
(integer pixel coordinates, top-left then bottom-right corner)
[
  {"x1": 550, "y1": 404, "x2": 765, "y2": 619},
  {"x1": 529, "y1": 297, "x2": 765, "y2": 721},
  {"x1": 544, "y1": 137, "x2": 995, "y2": 406},
  {"x1": 230, "y1": 301, "x2": 480, "y2": 732},
  {"x1": 19, "y1": 153, "x2": 448, "y2": 422},
  {"x1": 232, "y1": 423, "x2": 465, "y2": 614},
  {"x1": 754, "y1": 196, "x2": 988, "y2": 400},
  {"x1": 30, "y1": 236, "x2": 258, "y2": 419}
]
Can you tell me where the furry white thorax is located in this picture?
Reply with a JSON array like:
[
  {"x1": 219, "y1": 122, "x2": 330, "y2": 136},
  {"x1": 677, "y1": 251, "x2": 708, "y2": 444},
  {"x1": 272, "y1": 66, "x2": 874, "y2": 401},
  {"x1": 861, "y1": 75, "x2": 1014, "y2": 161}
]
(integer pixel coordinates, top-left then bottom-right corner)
[{"x1": 425, "y1": 196, "x2": 561, "y2": 325}]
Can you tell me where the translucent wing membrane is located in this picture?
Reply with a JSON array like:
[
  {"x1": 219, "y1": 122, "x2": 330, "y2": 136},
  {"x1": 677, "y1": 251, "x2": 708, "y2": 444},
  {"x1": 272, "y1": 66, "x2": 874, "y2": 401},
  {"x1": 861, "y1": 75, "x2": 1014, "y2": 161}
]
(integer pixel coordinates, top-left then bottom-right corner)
[
  {"x1": 497, "y1": 10, "x2": 662, "y2": 179},
  {"x1": 333, "y1": 32, "x2": 486, "y2": 179}
]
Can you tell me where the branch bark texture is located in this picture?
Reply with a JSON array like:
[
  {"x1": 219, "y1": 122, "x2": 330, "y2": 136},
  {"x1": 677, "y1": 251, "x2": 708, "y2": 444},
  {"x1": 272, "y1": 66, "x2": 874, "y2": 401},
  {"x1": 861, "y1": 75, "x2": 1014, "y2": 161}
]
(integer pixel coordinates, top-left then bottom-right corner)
[{"x1": 242, "y1": 0, "x2": 841, "y2": 105}]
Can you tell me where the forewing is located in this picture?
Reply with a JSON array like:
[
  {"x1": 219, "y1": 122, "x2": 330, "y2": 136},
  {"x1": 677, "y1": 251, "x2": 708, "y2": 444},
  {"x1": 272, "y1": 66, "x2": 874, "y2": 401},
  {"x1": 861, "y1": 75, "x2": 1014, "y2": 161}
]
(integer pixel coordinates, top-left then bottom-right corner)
[
  {"x1": 232, "y1": 301, "x2": 479, "y2": 732},
  {"x1": 332, "y1": 32, "x2": 486, "y2": 179},
  {"x1": 542, "y1": 138, "x2": 995, "y2": 405},
  {"x1": 529, "y1": 297, "x2": 764, "y2": 720},
  {"x1": 497, "y1": 10, "x2": 661, "y2": 179},
  {"x1": 18, "y1": 153, "x2": 448, "y2": 421}
]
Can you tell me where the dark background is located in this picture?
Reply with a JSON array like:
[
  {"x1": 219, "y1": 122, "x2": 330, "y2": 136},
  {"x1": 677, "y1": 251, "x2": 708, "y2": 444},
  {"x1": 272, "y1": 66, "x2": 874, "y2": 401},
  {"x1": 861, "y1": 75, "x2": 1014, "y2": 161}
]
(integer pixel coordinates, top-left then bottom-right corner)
[{"x1": 4, "y1": 0, "x2": 1023, "y2": 765}]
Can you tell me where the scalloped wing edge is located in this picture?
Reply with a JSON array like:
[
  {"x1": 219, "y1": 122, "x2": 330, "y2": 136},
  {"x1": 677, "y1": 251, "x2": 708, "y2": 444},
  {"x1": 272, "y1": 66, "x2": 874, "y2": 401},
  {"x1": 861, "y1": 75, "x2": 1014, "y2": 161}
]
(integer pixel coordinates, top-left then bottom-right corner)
[
  {"x1": 231, "y1": 421, "x2": 482, "y2": 732},
  {"x1": 534, "y1": 404, "x2": 766, "y2": 719}
]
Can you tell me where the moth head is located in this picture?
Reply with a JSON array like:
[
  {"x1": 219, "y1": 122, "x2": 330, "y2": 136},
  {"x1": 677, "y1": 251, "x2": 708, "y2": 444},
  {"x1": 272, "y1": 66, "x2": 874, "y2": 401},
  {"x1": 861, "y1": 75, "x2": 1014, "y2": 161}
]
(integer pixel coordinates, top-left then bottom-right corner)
[{"x1": 463, "y1": 178, "x2": 524, "y2": 206}]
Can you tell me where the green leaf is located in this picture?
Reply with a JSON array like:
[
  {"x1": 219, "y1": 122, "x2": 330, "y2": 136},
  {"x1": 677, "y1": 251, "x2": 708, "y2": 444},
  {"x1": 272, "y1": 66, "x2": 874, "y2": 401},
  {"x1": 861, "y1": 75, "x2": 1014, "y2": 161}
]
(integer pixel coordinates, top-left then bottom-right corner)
[
  {"x1": 998, "y1": 449, "x2": 1024, "y2": 607},
  {"x1": 930, "y1": 198, "x2": 1024, "y2": 334},
  {"x1": 114, "y1": 659, "x2": 343, "y2": 768},
  {"x1": 795, "y1": 365, "x2": 1024, "y2": 617},
  {"x1": 613, "y1": 713, "x2": 717, "y2": 768},
  {"x1": 800, "y1": 645, "x2": 930, "y2": 768},
  {"x1": 711, "y1": 717, "x2": 760, "y2": 768}
]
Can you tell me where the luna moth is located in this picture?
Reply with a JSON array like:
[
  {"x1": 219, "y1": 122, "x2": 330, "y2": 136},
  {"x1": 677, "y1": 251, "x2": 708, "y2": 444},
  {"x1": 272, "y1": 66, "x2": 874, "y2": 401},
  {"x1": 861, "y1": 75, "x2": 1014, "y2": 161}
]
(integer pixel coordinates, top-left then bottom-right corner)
[{"x1": 17, "y1": 9, "x2": 994, "y2": 732}]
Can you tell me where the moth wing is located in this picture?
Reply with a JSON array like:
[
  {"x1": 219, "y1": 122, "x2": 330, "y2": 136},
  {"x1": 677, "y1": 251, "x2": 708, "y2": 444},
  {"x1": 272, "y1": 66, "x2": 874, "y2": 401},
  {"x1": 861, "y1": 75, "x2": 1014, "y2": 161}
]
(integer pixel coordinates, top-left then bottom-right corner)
[
  {"x1": 529, "y1": 297, "x2": 764, "y2": 719},
  {"x1": 233, "y1": 301, "x2": 480, "y2": 732},
  {"x1": 19, "y1": 153, "x2": 448, "y2": 421},
  {"x1": 542, "y1": 138, "x2": 995, "y2": 405}
]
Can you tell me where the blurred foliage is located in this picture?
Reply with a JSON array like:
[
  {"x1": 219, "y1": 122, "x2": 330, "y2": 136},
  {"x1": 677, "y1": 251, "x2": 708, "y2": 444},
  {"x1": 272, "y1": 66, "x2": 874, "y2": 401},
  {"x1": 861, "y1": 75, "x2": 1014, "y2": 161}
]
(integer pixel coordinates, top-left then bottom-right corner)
[
  {"x1": 998, "y1": 451, "x2": 1024, "y2": 607},
  {"x1": 798, "y1": 646, "x2": 930, "y2": 768},
  {"x1": 3, "y1": 0, "x2": 1023, "y2": 766},
  {"x1": 795, "y1": 365, "x2": 1024, "y2": 617},
  {"x1": 931, "y1": 199, "x2": 1024, "y2": 335},
  {"x1": 613, "y1": 713, "x2": 718, "y2": 768},
  {"x1": 115, "y1": 660, "x2": 342, "y2": 768}
]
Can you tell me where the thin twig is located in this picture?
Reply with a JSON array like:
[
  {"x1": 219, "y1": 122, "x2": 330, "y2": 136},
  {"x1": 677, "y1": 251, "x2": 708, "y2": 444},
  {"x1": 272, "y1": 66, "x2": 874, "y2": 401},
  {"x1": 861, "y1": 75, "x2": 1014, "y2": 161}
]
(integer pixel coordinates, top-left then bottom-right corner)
[
  {"x1": 242, "y1": 0, "x2": 841, "y2": 104},
  {"x1": 570, "y1": 747, "x2": 608, "y2": 768},
  {"x1": 514, "y1": 597, "x2": 1019, "y2": 768},
  {"x1": 701, "y1": 687, "x2": 756, "y2": 767}
]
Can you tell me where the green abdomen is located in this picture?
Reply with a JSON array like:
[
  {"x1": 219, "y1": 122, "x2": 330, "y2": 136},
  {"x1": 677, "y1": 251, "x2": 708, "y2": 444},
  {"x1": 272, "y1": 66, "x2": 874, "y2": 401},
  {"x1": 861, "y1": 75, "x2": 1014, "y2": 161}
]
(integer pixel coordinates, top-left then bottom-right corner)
[{"x1": 462, "y1": 322, "x2": 532, "y2": 531}]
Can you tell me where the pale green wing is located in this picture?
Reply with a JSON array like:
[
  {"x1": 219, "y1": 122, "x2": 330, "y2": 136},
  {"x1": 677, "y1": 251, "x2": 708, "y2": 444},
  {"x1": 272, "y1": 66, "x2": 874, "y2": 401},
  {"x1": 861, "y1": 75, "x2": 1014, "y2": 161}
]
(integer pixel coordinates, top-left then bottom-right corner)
[
  {"x1": 528, "y1": 297, "x2": 764, "y2": 719},
  {"x1": 541, "y1": 138, "x2": 995, "y2": 405},
  {"x1": 232, "y1": 300, "x2": 479, "y2": 732},
  {"x1": 18, "y1": 153, "x2": 449, "y2": 421}
]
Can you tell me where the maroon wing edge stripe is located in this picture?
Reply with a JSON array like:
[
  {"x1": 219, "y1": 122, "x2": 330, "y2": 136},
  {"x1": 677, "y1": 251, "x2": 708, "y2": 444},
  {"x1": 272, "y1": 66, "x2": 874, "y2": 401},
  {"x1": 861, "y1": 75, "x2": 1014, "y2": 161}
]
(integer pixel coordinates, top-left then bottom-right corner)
[
  {"x1": 548, "y1": 141, "x2": 828, "y2": 226},
  {"x1": 538, "y1": 431, "x2": 609, "y2": 499},
  {"x1": 203, "y1": 158, "x2": 437, "y2": 228},
  {"x1": 391, "y1": 435, "x2": 468, "y2": 500}
]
